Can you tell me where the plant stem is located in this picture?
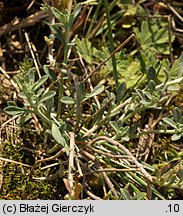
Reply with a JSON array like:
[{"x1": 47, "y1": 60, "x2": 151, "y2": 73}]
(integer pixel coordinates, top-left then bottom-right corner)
[
  {"x1": 104, "y1": 0, "x2": 118, "y2": 90},
  {"x1": 56, "y1": 80, "x2": 64, "y2": 119},
  {"x1": 57, "y1": 27, "x2": 70, "y2": 119}
]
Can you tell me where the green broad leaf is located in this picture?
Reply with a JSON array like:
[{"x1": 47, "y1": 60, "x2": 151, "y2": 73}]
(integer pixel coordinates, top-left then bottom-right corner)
[
  {"x1": 38, "y1": 91, "x2": 56, "y2": 104},
  {"x1": 22, "y1": 84, "x2": 33, "y2": 95},
  {"x1": 43, "y1": 65, "x2": 57, "y2": 81},
  {"x1": 32, "y1": 75, "x2": 49, "y2": 92},
  {"x1": 146, "y1": 65, "x2": 157, "y2": 82},
  {"x1": 61, "y1": 96, "x2": 75, "y2": 105},
  {"x1": 117, "y1": 82, "x2": 126, "y2": 103},
  {"x1": 148, "y1": 80, "x2": 156, "y2": 94},
  {"x1": 3, "y1": 106, "x2": 30, "y2": 115},
  {"x1": 171, "y1": 133, "x2": 182, "y2": 141},
  {"x1": 7, "y1": 101, "x2": 17, "y2": 106},
  {"x1": 173, "y1": 107, "x2": 181, "y2": 123},
  {"x1": 162, "y1": 117, "x2": 177, "y2": 129},
  {"x1": 85, "y1": 85, "x2": 104, "y2": 99},
  {"x1": 154, "y1": 28, "x2": 168, "y2": 44},
  {"x1": 51, "y1": 123, "x2": 62, "y2": 145}
]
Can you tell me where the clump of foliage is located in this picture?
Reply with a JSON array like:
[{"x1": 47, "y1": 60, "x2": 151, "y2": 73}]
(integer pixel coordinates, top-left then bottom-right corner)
[{"x1": 1, "y1": 0, "x2": 183, "y2": 200}]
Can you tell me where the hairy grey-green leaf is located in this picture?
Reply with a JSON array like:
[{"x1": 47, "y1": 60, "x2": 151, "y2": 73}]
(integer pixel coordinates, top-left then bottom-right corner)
[
  {"x1": 162, "y1": 117, "x2": 177, "y2": 129},
  {"x1": 69, "y1": 4, "x2": 82, "y2": 28},
  {"x1": 51, "y1": 7, "x2": 67, "y2": 25},
  {"x1": 147, "y1": 65, "x2": 157, "y2": 82},
  {"x1": 38, "y1": 91, "x2": 56, "y2": 104},
  {"x1": 135, "y1": 89, "x2": 144, "y2": 100},
  {"x1": 173, "y1": 107, "x2": 181, "y2": 123},
  {"x1": 109, "y1": 121, "x2": 118, "y2": 133},
  {"x1": 7, "y1": 101, "x2": 17, "y2": 107},
  {"x1": 85, "y1": 85, "x2": 104, "y2": 98},
  {"x1": 171, "y1": 133, "x2": 181, "y2": 141},
  {"x1": 32, "y1": 75, "x2": 49, "y2": 92},
  {"x1": 61, "y1": 96, "x2": 75, "y2": 105},
  {"x1": 148, "y1": 80, "x2": 156, "y2": 94},
  {"x1": 117, "y1": 82, "x2": 126, "y2": 103},
  {"x1": 46, "y1": 97, "x2": 54, "y2": 117},
  {"x1": 51, "y1": 123, "x2": 62, "y2": 145},
  {"x1": 3, "y1": 106, "x2": 30, "y2": 115}
]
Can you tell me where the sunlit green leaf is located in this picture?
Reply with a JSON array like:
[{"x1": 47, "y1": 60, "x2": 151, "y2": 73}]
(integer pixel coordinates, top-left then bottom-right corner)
[{"x1": 75, "y1": 38, "x2": 94, "y2": 64}]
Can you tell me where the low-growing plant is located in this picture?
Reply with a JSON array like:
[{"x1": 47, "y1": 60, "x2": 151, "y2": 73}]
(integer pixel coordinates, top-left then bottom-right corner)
[{"x1": 2, "y1": 2, "x2": 183, "y2": 200}]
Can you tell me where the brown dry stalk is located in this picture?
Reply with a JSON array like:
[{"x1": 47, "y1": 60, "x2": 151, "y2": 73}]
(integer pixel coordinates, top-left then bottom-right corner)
[
  {"x1": 28, "y1": 148, "x2": 65, "y2": 179},
  {"x1": 81, "y1": 34, "x2": 135, "y2": 83},
  {"x1": 68, "y1": 132, "x2": 75, "y2": 196}
]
